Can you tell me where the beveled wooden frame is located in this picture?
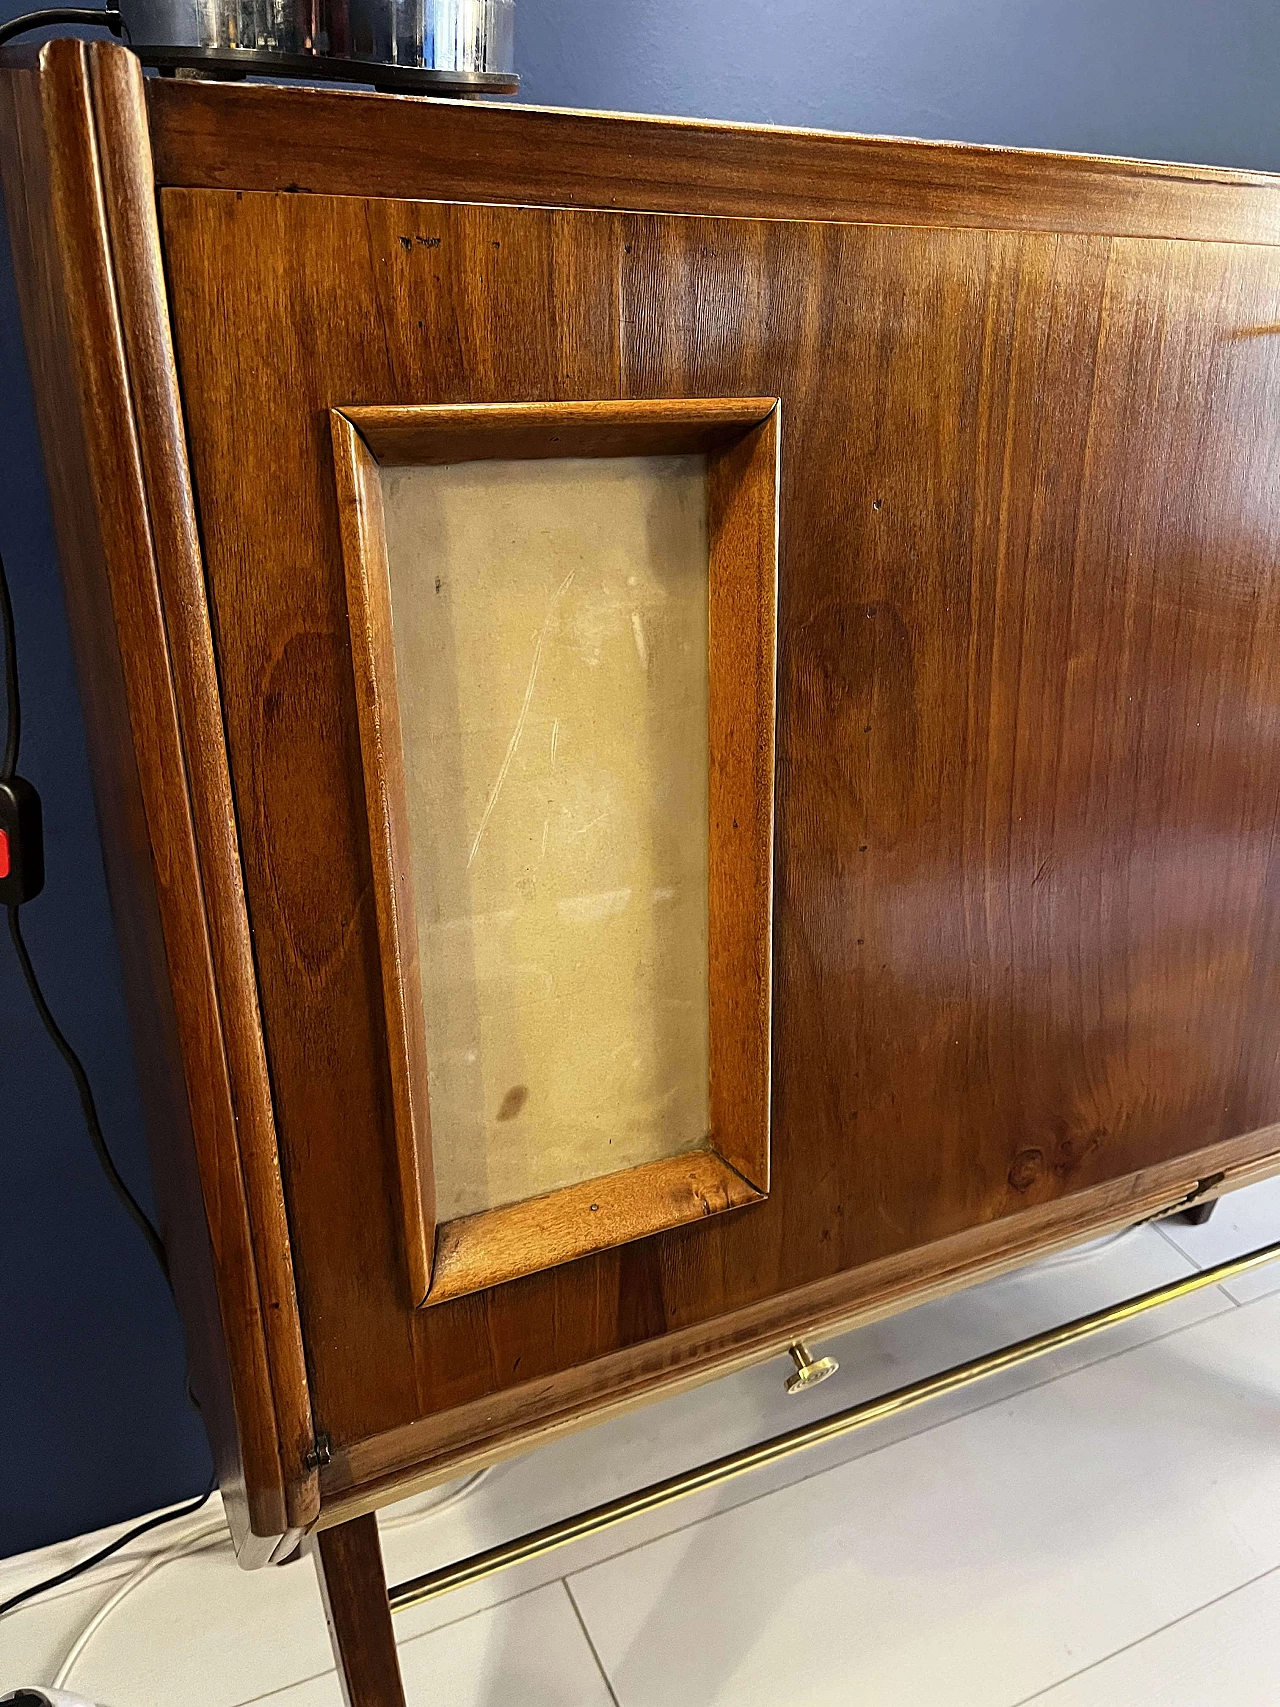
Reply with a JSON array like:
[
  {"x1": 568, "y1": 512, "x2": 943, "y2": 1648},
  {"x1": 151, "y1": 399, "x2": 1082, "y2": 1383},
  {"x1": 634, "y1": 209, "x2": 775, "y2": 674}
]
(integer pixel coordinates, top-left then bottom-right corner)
[{"x1": 331, "y1": 398, "x2": 780, "y2": 1307}]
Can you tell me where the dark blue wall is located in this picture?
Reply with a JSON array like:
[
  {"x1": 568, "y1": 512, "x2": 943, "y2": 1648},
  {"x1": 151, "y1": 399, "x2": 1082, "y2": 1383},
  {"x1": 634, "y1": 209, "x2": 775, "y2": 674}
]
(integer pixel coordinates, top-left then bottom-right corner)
[
  {"x1": 0, "y1": 99, "x2": 212, "y2": 1558},
  {"x1": 517, "y1": 0, "x2": 1280, "y2": 173},
  {"x1": 4, "y1": 0, "x2": 1280, "y2": 1559}
]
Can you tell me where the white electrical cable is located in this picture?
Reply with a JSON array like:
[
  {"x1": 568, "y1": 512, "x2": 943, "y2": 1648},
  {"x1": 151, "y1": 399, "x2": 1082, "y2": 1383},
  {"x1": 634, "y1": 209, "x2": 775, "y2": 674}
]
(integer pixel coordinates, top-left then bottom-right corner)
[
  {"x1": 1032, "y1": 1226, "x2": 1133, "y2": 1268},
  {"x1": 52, "y1": 1517, "x2": 230, "y2": 1691},
  {"x1": 377, "y1": 1466, "x2": 493, "y2": 1531},
  {"x1": 48, "y1": 1467, "x2": 494, "y2": 1693}
]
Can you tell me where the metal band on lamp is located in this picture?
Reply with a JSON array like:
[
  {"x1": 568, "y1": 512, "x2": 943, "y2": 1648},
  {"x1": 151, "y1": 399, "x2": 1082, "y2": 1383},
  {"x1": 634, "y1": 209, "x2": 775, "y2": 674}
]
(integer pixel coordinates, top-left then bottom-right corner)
[{"x1": 118, "y1": 0, "x2": 518, "y2": 94}]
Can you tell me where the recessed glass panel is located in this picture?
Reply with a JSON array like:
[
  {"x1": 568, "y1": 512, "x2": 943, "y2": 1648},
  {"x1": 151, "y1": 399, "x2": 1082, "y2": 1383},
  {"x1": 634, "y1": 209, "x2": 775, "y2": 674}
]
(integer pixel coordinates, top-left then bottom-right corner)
[{"x1": 380, "y1": 455, "x2": 711, "y2": 1222}]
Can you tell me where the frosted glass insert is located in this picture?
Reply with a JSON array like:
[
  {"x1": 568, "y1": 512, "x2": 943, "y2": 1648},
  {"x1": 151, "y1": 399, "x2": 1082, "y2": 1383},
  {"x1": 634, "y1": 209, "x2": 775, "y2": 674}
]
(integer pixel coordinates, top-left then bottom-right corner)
[{"x1": 380, "y1": 456, "x2": 711, "y2": 1223}]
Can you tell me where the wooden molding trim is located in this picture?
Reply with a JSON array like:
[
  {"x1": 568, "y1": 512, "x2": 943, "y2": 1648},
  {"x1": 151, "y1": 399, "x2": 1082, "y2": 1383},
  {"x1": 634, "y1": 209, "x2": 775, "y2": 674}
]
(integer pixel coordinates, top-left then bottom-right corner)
[
  {"x1": 332, "y1": 398, "x2": 778, "y2": 1304},
  {"x1": 351, "y1": 397, "x2": 780, "y2": 465},
  {"x1": 331, "y1": 412, "x2": 436, "y2": 1304},
  {"x1": 317, "y1": 1122, "x2": 1280, "y2": 1522},
  {"x1": 431, "y1": 1152, "x2": 764, "y2": 1308},
  {"x1": 0, "y1": 39, "x2": 315, "y2": 1548},
  {"x1": 145, "y1": 75, "x2": 1280, "y2": 247},
  {"x1": 707, "y1": 413, "x2": 777, "y2": 1193},
  {"x1": 87, "y1": 46, "x2": 317, "y2": 1533}
]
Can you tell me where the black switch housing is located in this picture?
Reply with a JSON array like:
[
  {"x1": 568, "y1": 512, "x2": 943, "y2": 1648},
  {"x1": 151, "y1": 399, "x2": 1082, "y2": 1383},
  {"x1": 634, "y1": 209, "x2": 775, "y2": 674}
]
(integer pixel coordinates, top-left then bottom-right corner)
[{"x1": 0, "y1": 774, "x2": 44, "y2": 906}]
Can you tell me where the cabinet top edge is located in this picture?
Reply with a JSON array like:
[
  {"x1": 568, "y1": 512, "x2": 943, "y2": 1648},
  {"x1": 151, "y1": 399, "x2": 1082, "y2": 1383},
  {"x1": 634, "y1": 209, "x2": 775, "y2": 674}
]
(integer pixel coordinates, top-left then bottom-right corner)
[
  {"x1": 7, "y1": 40, "x2": 1280, "y2": 244},
  {"x1": 145, "y1": 73, "x2": 1280, "y2": 191},
  {"x1": 137, "y1": 56, "x2": 1280, "y2": 246},
  {"x1": 9, "y1": 39, "x2": 1279, "y2": 242}
]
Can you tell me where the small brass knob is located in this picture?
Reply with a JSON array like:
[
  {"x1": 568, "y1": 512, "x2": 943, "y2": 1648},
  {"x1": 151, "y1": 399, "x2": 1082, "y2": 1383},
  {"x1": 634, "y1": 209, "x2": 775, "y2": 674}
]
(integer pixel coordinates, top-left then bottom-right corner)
[{"x1": 785, "y1": 1340, "x2": 838, "y2": 1394}]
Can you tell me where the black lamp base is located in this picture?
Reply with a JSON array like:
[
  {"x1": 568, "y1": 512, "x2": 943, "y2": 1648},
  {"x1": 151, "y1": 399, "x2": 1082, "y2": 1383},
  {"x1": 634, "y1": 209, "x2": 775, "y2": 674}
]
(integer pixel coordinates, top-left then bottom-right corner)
[{"x1": 141, "y1": 45, "x2": 519, "y2": 97}]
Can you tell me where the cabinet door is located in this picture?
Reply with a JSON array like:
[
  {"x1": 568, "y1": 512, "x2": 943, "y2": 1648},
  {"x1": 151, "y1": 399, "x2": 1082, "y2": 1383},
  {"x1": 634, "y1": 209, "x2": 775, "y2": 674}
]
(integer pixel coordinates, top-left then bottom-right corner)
[{"x1": 161, "y1": 183, "x2": 1280, "y2": 1500}]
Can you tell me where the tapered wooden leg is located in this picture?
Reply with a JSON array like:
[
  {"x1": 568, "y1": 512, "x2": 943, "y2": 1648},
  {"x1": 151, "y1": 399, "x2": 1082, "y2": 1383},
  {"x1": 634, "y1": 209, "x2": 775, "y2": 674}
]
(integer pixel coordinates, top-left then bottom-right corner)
[{"x1": 314, "y1": 1515, "x2": 407, "y2": 1707}]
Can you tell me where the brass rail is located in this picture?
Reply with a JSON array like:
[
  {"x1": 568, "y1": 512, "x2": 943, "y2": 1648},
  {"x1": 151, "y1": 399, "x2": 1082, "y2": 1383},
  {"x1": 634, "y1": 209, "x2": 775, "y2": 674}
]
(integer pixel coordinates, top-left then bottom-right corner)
[{"x1": 388, "y1": 1232, "x2": 1280, "y2": 1614}]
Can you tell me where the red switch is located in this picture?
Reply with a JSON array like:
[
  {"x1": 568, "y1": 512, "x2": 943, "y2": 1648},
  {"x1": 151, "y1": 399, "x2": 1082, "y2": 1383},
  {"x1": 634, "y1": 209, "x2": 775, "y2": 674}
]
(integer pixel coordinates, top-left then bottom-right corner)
[{"x1": 0, "y1": 777, "x2": 42, "y2": 904}]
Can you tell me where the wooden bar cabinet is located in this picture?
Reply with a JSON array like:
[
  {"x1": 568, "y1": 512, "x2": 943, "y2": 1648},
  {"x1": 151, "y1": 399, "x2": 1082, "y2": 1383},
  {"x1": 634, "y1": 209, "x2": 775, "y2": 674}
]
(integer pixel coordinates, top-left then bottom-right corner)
[{"x1": 6, "y1": 38, "x2": 1280, "y2": 1702}]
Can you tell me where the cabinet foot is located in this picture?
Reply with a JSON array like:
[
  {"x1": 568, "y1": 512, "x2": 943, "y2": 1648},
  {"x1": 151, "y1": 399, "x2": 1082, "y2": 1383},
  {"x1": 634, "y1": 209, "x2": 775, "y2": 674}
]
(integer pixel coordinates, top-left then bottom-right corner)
[{"x1": 1175, "y1": 1199, "x2": 1219, "y2": 1226}]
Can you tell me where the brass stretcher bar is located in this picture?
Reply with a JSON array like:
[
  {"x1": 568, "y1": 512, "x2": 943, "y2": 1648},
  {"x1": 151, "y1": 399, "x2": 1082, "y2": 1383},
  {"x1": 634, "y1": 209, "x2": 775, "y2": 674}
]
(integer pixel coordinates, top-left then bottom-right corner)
[{"x1": 389, "y1": 1232, "x2": 1280, "y2": 1613}]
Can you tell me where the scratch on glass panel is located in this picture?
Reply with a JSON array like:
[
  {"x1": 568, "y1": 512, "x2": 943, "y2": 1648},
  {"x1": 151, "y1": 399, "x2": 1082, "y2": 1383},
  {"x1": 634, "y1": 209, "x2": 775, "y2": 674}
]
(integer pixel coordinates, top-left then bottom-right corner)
[{"x1": 467, "y1": 569, "x2": 575, "y2": 871}]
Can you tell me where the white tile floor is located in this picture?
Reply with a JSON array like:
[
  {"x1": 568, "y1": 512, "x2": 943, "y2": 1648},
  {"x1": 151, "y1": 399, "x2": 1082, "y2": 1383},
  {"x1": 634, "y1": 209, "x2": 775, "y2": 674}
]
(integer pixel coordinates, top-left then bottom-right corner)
[{"x1": 3, "y1": 1176, "x2": 1279, "y2": 1707}]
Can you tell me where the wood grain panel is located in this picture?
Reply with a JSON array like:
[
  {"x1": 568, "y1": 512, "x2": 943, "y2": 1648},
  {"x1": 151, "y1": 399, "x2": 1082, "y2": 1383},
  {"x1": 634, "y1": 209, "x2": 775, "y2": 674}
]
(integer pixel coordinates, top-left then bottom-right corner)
[
  {"x1": 159, "y1": 173, "x2": 1280, "y2": 1520},
  {"x1": 144, "y1": 78, "x2": 1280, "y2": 247}
]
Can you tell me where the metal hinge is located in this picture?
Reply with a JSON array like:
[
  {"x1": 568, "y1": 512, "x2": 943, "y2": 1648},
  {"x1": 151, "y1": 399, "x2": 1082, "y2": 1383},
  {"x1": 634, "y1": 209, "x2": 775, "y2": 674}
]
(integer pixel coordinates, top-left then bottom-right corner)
[{"x1": 304, "y1": 1433, "x2": 332, "y2": 1472}]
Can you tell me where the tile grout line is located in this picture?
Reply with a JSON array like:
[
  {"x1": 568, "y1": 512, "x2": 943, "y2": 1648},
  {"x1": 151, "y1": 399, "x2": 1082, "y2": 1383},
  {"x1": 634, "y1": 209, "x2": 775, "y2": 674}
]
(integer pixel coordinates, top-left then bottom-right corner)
[
  {"x1": 563, "y1": 1578, "x2": 622, "y2": 1707},
  {"x1": 1006, "y1": 1557, "x2": 1280, "y2": 1706},
  {"x1": 222, "y1": 1260, "x2": 1280, "y2": 1707},
  {"x1": 1150, "y1": 1220, "x2": 1191, "y2": 1259},
  {"x1": 224, "y1": 1578, "x2": 560, "y2": 1707},
  {"x1": 1151, "y1": 1217, "x2": 1226, "y2": 1275},
  {"x1": 1151, "y1": 1217, "x2": 1265, "y2": 1308},
  {"x1": 1150, "y1": 1222, "x2": 1189, "y2": 1269}
]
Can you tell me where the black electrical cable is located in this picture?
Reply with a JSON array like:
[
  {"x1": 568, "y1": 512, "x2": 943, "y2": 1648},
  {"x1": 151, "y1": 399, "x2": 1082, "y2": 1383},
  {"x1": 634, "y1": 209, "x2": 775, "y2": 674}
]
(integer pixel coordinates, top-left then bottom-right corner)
[
  {"x1": 0, "y1": 6, "x2": 122, "y2": 47},
  {"x1": 0, "y1": 548, "x2": 171, "y2": 1286},
  {"x1": 0, "y1": 546, "x2": 217, "y2": 1627},
  {"x1": 7, "y1": 906, "x2": 172, "y2": 1283},
  {"x1": 0, "y1": 1479, "x2": 216, "y2": 1622}
]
